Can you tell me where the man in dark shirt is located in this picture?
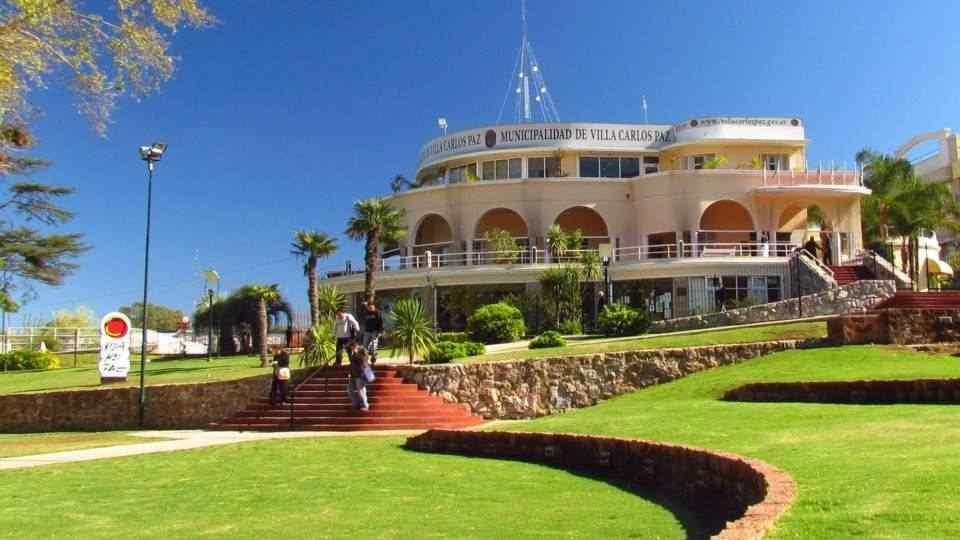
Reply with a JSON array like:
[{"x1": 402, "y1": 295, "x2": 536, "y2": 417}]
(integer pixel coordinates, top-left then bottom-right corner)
[
  {"x1": 361, "y1": 301, "x2": 384, "y2": 364},
  {"x1": 803, "y1": 236, "x2": 820, "y2": 257}
]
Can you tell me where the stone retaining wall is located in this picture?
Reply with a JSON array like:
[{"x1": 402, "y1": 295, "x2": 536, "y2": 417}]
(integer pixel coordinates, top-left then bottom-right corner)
[
  {"x1": 0, "y1": 368, "x2": 313, "y2": 433},
  {"x1": 724, "y1": 379, "x2": 960, "y2": 404},
  {"x1": 828, "y1": 309, "x2": 960, "y2": 345},
  {"x1": 398, "y1": 340, "x2": 818, "y2": 420},
  {"x1": 649, "y1": 280, "x2": 895, "y2": 334},
  {"x1": 405, "y1": 430, "x2": 796, "y2": 539}
]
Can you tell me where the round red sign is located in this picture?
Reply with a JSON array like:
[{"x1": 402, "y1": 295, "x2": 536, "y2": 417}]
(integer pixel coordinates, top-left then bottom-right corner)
[{"x1": 104, "y1": 317, "x2": 129, "y2": 338}]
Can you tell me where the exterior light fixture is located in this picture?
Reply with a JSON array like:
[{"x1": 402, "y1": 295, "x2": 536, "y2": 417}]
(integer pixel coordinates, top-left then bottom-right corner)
[
  {"x1": 136, "y1": 141, "x2": 167, "y2": 426},
  {"x1": 437, "y1": 117, "x2": 447, "y2": 135}
]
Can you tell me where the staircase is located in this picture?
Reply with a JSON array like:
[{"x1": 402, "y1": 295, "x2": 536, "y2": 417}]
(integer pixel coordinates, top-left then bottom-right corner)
[
  {"x1": 874, "y1": 291, "x2": 960, "y2": 310},
  {"x1": 828, "y1": 265, "x2": 874, "y2": 286},
  {"x1": 210, "y1": 366, "x2": 484, "y2": 431}
]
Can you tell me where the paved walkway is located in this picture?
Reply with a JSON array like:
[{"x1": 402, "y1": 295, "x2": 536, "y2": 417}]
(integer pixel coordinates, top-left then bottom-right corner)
[{"x1": 0, "y1": 429, "x2": 425, "y2": 471}]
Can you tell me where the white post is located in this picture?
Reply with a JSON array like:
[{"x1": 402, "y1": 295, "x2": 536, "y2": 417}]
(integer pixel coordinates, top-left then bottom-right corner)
[{"x1": 425, "y1": 250, "x2": 433, "y2": 269}]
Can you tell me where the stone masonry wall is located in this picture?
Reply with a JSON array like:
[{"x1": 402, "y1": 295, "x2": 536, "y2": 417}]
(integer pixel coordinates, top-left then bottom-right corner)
[
  {"x1": 406, "y1": 430, "x2": 797, "y2": 539},
  {"x1": 0, "y1": 368, "x2": 312, "y2": 433},
  {"x1": 828, "y1": 309, "x2": 960, "y2": 345},
  {"x1": 398, "y1": 340, "x2": 817, "y2": 420},
  {"x1": 650, "y1": 280, "x2": 896, "y2": 334}
]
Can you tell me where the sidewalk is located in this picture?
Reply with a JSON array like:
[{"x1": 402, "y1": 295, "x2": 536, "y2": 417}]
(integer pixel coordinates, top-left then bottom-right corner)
[{"x1": 0, "y1": 429, "x2": 424, "y2": 471}]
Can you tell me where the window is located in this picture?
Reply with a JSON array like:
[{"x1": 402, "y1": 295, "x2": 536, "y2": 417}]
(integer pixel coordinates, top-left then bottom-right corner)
[
  {"x1": 762, "y1": 154, "x2": 789, "y2": 171},
  {"x1": 508, "y1": 158, "x2": 522, "y2": 179},
  {"x1": 482, "y1": 159, "x2": 522, "y2": 181},
  {"x1": 528, "y1": 156, "x2": 561, "y2": 178},
  {"x1": 686, "y1": 154, "x2": 716, "y2": 170},
  {"x1": 580, "y1": 156, "x2": 599, "y2": 178},
  {"x1": 447, "y1": 163, "x2": 477, "y2": 184},
  {"x1": 720, "y1": 276, "x2": 749, "y2": 304},
  {"x1": 600, "y1": 157, "x2": 620, "y2": 178},
  {"x1": 482, "y1": 161, "x2": 495, "y2": 181},
  {"x1": 766, "y1": 276, "x2": 781, "y2": 302},
  {"x1": 643, "y1": 156, "x2": 660, "y2": 174},
  {"x1": 620, "y1": 157, "x2": 640, "y2": 178}
]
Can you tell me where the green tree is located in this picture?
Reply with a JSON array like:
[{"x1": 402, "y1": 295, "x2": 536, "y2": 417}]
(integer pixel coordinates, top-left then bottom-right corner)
[
  {"x1": 247, "y1": 284, "x2": 281, "y2": 367},
  {"x1": 193, "y1": 285, "x2": 292, "y2": 356},
  {"x1": 290, "y1": 230, "x2": 337, "y2": 328},
  {"x1": 300, "y1": 321, "x2": 336, "y2": 367},
  {"x1": 46, "y1": 306, "x2": 94, "y2": 328},
  {"x1": 539, "y1": 266, "x2": 582, "y2": 331},
  {"x1": 485, "y1": 228, "x2": 520, "y2": 264},
  {"x1": 345, "y1": 198, "x2": 406, "y2": 303},
  {"x1": 389, "y1": 297, "x2": 435, "y2": 364},
  {"x1": 0, "y1": 1, "x2": 212, "y2": 307},
  {"x1": 119, "y1": 302, "x2": 185, "y2": 332}
]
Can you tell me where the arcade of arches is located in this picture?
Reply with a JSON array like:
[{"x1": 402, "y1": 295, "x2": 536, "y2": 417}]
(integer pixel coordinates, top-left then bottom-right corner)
[{"x1": 699, "y1": 200, "x2": 755, "y2": 243}]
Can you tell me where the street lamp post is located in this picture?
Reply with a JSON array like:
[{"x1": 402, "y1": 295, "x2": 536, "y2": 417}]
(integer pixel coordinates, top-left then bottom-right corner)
[{"x1": 137, "y1": 142, "x2": 167, "y2": 427}]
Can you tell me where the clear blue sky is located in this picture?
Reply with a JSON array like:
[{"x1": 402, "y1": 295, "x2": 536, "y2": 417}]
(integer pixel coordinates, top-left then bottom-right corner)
[{"x1": 16, "y1": 0, "x2": 960, "y2": 323}]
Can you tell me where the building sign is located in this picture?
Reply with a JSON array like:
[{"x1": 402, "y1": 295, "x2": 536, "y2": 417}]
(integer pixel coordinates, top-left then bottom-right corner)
[
  {"x1": 99, "y1": 312, "x2": 132, "y2": 382},
  {"x1": 417, "y1": 117, "x2": 805, "y2": 171},
  {"x1": 418, "y1": 122, "x2": 675, "y2": 170}
]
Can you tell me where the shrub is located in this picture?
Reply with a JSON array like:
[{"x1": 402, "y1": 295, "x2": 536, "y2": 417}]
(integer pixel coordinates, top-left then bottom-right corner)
[
  {"x1": 437, "y1": 332, "x2": 468, "y2": 343},
  {"x1": 462, "y1": 341, "x2": 486, "y2": 356},
  {"x1": 390, "y1": 298, "x2": 437, "y2": 364},
  {"x1": 300, "y1": 319, "x2": 336, "y2": 367},
  {"x1": 426, "y1": 340, "x2": 487, "y2": 363},
  {"x1": 529, "y1": 331, "x2": 566, "y2": 349},
  {"x1": 467, "y1": 302, "x2": 526, "y2": 344},
  {"x1": 0, "y1": 350, "x2": 61, "y2": 371},
  {"x1": 426, "y1": 341, "x2": 463, "y2": 364},
  {"x1": 596, "y1": 303, "x2": 650, "y2": 337},
  {"x1": 558, "y1": 319, "x2": 583, "y2": 335}
]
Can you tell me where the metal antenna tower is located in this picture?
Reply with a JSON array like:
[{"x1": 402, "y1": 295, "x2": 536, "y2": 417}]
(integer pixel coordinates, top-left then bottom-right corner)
[{"x1": 497, "y1": 0, "x2": 560, "y2": 124}]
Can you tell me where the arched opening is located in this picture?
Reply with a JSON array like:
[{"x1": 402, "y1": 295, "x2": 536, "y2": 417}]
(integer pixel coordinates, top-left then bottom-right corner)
[
  {"x1": 554, "y1": 206, "x2": 609, "y2": 249},
  {"x1": 412, "y1": 214, "x2": 454, "y2": 257},
  {"x1": 698, "y1": 200, "x2": 755, "y2": 244},
  {"x1": 473, "y1": 208, "x2": 529, "y2": 262},
  {"x1": 474, "y1": 208, "x2": 528, "y2": 239}
]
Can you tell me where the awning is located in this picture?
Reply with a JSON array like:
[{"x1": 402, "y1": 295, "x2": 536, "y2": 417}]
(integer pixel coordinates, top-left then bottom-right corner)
[{"x1": 926, "y1": 258, "x2": 954, "y2": 276}]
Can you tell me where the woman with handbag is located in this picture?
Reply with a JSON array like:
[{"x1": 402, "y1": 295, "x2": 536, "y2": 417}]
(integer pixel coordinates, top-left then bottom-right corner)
[{"x1": 347, "y1": 344, "x2": 372, "y2": 412}]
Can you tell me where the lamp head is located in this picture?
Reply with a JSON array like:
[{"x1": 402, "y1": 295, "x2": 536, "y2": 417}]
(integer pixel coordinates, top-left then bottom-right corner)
[
  {"x1": 139, "y1": 142, "x2": 167, "y2": 162},
  {"x1": 437, "y1": 117, "x2": 447, "y2": 129}
]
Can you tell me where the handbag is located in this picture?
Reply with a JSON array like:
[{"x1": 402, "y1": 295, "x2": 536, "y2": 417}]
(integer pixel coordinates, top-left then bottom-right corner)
[{"x1": 362, "y1": 365, "x2": 376, "y2": 383}]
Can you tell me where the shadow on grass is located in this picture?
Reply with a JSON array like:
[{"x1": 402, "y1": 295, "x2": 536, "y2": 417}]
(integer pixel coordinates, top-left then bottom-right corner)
[{"x1": 397, "y1": 443, "x2": 711, "y2": 539}]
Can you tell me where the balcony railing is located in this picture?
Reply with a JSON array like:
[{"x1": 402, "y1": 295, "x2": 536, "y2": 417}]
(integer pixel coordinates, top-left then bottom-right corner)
[{"x1": 323, "y1": 242, "x2": 800, "y2": 280}]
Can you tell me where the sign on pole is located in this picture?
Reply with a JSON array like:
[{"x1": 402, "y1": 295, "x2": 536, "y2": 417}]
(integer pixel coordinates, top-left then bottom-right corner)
[{"x1": 99, "y1": 312, "x2": 132, "y2": 383}]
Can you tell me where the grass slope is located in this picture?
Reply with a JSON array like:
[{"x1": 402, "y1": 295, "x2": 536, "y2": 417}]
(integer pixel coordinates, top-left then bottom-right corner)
[
  {"x1": 0, "y1": 437, "x2": 685, "y2": 539},
  {"x1": 462, "y1": 320, "x2": 826, "y2": 363},
  {"x1": 502, "y1": 345, "x2": 960, "y2": 538},
  {"x1": 0, "y1": 355, "x2": 279, "y2": 395}
]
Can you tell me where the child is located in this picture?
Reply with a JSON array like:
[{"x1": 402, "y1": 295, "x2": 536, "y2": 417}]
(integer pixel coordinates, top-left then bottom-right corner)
[{"x1": 270, "y1": 349, "x2": 292, "y2": 406}]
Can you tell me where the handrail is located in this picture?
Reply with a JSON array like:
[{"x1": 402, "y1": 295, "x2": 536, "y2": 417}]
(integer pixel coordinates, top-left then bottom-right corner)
[{"x1": 797, "y1": 248, "x2": 834, "y2": 277}]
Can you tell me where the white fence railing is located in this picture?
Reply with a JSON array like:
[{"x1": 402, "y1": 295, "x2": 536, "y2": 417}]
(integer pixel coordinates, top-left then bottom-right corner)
[
  {"x1": 0, "y1": 327, "x2": 99, "y2": 355},
  {"x1": 322, "y1": 241, "x2": 803, "y2": 280}
]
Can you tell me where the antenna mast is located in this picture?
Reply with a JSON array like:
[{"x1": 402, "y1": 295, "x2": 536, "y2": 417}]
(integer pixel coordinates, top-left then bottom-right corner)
[{"x1": 498, "y1": 0, "x2": 560, "y2": 124}]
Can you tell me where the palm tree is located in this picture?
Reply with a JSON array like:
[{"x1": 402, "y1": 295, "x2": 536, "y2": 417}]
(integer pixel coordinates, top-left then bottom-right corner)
[
  {"x1": 248, "y1": 284, "x2": 281, "y2": 367},
  {"x1": 860, "y1": 153, "x2": 914, "y2": 246},
  {"x1": 389, "y1": 297, "x2": 436, "y2": 364},
  {"x1": 290, "y1": 230, "x2": 337, "y2": 328},
  {"x1": 345, "y1": 198, "x2": 406, "y2": 303},
  {"x1": 888, "y1": 179, "x2": 960, "y2": 286},
  {"x1": 546, "y1": 224, "x2": 568, "y2": 258}
]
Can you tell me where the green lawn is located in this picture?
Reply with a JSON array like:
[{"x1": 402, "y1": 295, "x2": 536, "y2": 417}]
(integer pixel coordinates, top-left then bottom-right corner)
[
  {"x1": 462, "y1": 320, "x2": 827, "y2": 363},
  {"x1": 2, "y1": 344, "x2": 959, "y2": 538},
  {"x1": 0, "y1": 355, "x2": 281, "y2": 395},
  {"x1": 0, "y1": 432, "x2": 169, "y2": 458},
  {"x1": 0, "y1": 437, "x2": 685, "y2": 539},
  {"x1": 501, "y1": 345, "x2": 960, "y2": 538}
]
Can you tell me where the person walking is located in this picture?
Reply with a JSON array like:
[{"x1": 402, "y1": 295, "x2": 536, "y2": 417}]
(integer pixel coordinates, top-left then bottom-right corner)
[
  {"x1": 333, "y1": 306, "x2": 360, "y2": 366},
  {"x1": 347, "y1": 343, "x2": 371, "y2": 411},
  {"x1": 270, "y1": 347, "x2": 292, "y2": 406},
  {"x1": 361, "y1": 300, "x2": 384, "y2": 365},
  {"x1": 822, "y1": 234, "x2": 833, "y2": 265},
  {"x1": 803, "y1": 236, "x2": 820, "y2": 258}
]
